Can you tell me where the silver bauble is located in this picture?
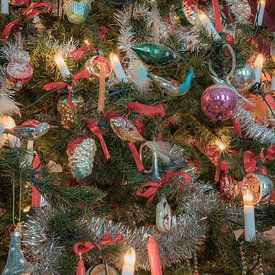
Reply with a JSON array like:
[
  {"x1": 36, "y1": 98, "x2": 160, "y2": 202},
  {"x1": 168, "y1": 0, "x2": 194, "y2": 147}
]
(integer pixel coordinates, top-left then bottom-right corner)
[
  {"x1": 231, "y1": 64, "x2": 255, "y2": 91},
  {"x1": 244, "y1": 173, "x2": 274, "y2": 205}
]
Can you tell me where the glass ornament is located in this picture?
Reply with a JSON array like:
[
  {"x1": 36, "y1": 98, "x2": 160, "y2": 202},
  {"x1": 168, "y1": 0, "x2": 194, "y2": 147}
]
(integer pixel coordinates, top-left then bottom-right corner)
[
  {"x1": 86, "y1": 263, "x2": 118, "y2": 275},
  {"x1": 2, "y1": 231, "x2": 34, "y2": 275},
  {"x1": 201, "y1": 84, "x2": 238, "y2": 121},
  {"x1": 156, "y1": 195, "x2": 172, "y2": 232},
  {"x1": 131, "y1": 43, "x2": 177, "y2": 66},
  {"x1": 231, "y1": 64, "x2": 255, "y2": 91},
  {"x1": 65, "y1": 0, "x2": 91, "y2": 24}
]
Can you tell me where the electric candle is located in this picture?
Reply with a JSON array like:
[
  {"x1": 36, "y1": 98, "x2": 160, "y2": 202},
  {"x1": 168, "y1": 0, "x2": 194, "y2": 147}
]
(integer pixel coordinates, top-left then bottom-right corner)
[
  {"x1": 197, "y1": 10, "x2": 221, "y2": 41},
  {"x1": 256, "y1": 0, "x2": 266, "y2": 27},
  {"x1": 243, "y1": 189, "x2": 256, "y2": 242},
  {"x1": 109, "y1": 53, "x2": 128, "y2": 83},
  {"x1": 55, "y1": 54, "x2": 71, "y2": 79},
  {"x1": 122, "y1": 247, "x2": 136, "y2": 275},
  {"x1": 1, "y1": 0, "x2": 9, "y2": 14},
  {"x1": 254, "y1": 53, "x2": 264, "y2": 83},
  {"x1": 271, "y1": 72, "x2": 275, "y2": 91},
  {"x1": 147, "y1": 236, "x2": 162, "y2": 275},
  {"x1": 1, "y1": 116, "x2": 20, "y2": 148}
]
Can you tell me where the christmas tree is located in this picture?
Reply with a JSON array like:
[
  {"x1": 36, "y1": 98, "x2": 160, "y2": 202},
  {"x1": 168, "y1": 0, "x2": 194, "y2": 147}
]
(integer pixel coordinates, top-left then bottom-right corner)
[{"x1": 0, "y1": 0, "x2": 275, "y2": 274}]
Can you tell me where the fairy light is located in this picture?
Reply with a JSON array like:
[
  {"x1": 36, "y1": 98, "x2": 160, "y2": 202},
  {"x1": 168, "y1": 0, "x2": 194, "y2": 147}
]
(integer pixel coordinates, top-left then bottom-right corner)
[
  {"x1": 215, "y1": 140, "x2": 226, "y2": 151},
  {"x1": 84, "y1": 39, "x2": 90, "y2": 45}
]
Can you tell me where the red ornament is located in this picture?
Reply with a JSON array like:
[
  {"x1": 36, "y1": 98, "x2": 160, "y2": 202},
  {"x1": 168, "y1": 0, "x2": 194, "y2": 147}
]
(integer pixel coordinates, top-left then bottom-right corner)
[{"x1": 220, "y1": 174, "x2": 238, "y2": 200}]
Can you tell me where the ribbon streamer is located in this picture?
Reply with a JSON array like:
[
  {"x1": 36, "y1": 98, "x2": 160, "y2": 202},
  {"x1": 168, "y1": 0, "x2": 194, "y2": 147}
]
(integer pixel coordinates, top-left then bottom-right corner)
[
  {"x1": 127, "y1": 102, "x2": 165, "y2": 117},
  {"x1": 136, "y1": 171, "x2": 191, "y2": 206},
  {"x1": 128, "y1": 142, "x2": 145, "y2": 173},
  {"x1": 84, "y1": 118, "x2": 110, "y2": 160},
  {"x1": 212, "y1": 0, "x2": 223, "y2": 33},
  {"x1": 32, "y1": 154, "x2": 42, "y2": 208}
]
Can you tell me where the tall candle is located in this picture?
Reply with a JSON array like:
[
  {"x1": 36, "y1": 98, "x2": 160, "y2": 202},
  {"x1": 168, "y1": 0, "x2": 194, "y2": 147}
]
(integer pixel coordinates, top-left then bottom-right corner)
[
  {"x1": 109, "y1": 53, "x2": 128, "y2": 83},
  {"x1": 147, "y1": 236, "x2": 162, "y2": 275},
  {"x1": 122, "y1": 247, "x2": 136, "y2": 275},
  {"x1": 256, "y1": 0, "x2": 266, "y2": 27},
  {"x1": 1, "y1": 0, "x2": 9, "y2": 14},
  {"x1": 54, "y1": 54, "x2": 71, "y2": 79},
  {"x1": 197, "y1": 10, "x2": 221, "y2": 41},
  {"x1": 243, "y1": 189, "x2": 256, "y2": 242},
  {"x1": 254, "y1": 53, "x2": 264, "y2": 83}
]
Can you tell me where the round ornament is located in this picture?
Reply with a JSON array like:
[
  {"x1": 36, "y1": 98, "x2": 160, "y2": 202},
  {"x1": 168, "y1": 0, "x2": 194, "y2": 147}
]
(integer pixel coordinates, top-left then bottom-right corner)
[
  {"x1": 86, "y1": 264, "x2": 118, "y2": 275},
  {"x1": 57, "y1": 95, "x2": 85, "y2": 129},
  {"x1": 242, "y1": 173, "x2": 274, "y2": 205},
  {"x1": 85, "y1": 56, "x2": 113, "y2": 77},
  {"x1": 156, "y1": 195, "x2": 172, "y2": 232},
  {"x1": 201, "y1": 84, "x2": 238, "y2": 121},
  {"x1": 64, "y1": 0, "x2": 91, "y2": 24},
  {"x1": 219, "y1": 174, "x2": 239, "y2": 200},
  {"x1": 231, "y1": 64, "x2": 255, "y2": 91},
  {"x1": 67, "y1": 136, "x2": 97, "y2": 180}
]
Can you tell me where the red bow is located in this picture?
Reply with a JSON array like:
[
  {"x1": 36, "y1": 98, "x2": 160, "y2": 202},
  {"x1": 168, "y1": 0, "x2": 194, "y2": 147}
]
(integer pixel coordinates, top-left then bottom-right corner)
[
  {"x1": 2, "y1": 2, "x2": 51, "y2": 41},
  {"x1": 73, "y1": 233, "x2": 124, "y2": 255},
  {"x1": 84, "y1": 118, "x2": 110, "y2": 160},
  {"x1": 136, "y1": 171, "x2": 191, "y2": 206}
]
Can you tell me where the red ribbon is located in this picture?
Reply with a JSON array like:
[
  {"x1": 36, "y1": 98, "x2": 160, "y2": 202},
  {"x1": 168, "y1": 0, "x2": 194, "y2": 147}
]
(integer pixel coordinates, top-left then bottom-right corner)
[
  {"x1": 32, "y1": 153, "x2": 41, "y2": 208},
  {"x1": 136, "y1": 171, "x2": 191, "y2": 206},
  {"x1": 214, "y1": 160, "x2": 229, "y2": 182},
  {"x1": 127, "y1": 102, "x2": 165, "y2": 117},
  {"x1": 84, "y1": 118, "x2": 110, "y2": 160},
  {"x1": 69, "y1": 46, "x2": 96, "y2": 60},
  {"x1": 128, "y1": 142, "x2": 145, "y2": 173},
  {"x1": 212, "y1": 0, "x2": 223, "y2": 33},
  {"x1": 10, "y1": 0, "x2": 31, "y2": 5},
  {"x1": 2, "y1": 2, "x2": 51, "y2": 41},
  {"x1": 73, "y1": 233, "x2": 124, "y2": 255},
  {"x1": 232, "y1": 118, "x2": 243, "y2": 138}
]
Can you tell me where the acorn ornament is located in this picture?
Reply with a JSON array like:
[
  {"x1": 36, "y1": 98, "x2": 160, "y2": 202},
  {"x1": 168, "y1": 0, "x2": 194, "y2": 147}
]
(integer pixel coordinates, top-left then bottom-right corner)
[
  {"x1": 67, "y1": 136, "x2": 97, "y2": 180},
  {"x1": 57, "y1": 95, "x2": 85, "y2": 129}
]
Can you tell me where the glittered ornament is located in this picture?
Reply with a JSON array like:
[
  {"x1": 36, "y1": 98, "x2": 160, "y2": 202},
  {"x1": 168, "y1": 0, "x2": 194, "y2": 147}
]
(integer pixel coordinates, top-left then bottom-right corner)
[
  {"x1": 110, "y1": 117, "x2": 144, "y2": 143},
  {"x1": 181, "y1": 0, "x2": 198, "y2": 25},
  {"x1": 242, "y1": 173, "x2": 274, "y2": 205},
  {"x1": 220, "y1": 174, "x2": 239, "y2": 200},
  {"x1": 67, "y1": 136, "x2": 97, "y2": 180},
  {"x1": 65, "y1": 0, "x2": 91, "y2": 24},
  {"x1": 201, "y1": 84, "x2": 238, "y2": 121},
  {"x1": 5, "y1": 49, "x2": 33, "y2": 91},
  {"x1": 231, "y1": 64, "x2": 255, "y2": 91},
  {"x1": 131, "y1": 43, "x2": 177, "y2": 66},
  {"x1": 2, "y1": 231, "x2": 34, "y2": 275},
  {"x1": 86, "y1": 264, "x2": 118, "y2": 275},
  {"x1": 156, "y1": 195, "x2": 172, "y2": 232},
  {"x1": 57, "y1": 95, "x2": 85, "y2": 129},
  {"x1": 85, "y1": 55, "x2": 113, "y2": 77}
]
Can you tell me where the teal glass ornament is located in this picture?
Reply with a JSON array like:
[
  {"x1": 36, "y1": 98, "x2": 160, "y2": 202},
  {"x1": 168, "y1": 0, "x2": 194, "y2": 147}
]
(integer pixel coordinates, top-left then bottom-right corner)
[
  {"x1": 65, "y1": 0, "x2": 91, "y2": 24},
  {"x1": 149, "y1": 68, "x2": 195, "y2": 96},
  {"x1": 2, "y1": 231, "x2": 34, "y2": 275},
  {"x1": 131, "y1": 43, "x2": 177, "y2": 66}
]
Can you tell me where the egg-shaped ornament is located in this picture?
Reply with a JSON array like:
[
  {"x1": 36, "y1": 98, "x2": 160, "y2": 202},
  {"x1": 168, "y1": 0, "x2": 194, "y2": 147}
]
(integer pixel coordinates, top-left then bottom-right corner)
[
  {"x1": 65, "y1": 0, "x2": 91, "y2": 24},
  {"x1": 86, "y1": 264, "x2": 118, "y2": 275},
  {"x1": 156, "y1": 195, "x2": 172, "y2": 232},
  {"x1": 242, "y1": 173, "x2": 274, "y2": 205},
  {"x1": 201, "y1": 84, "x2": 238, "y2": 121},
  {"x1": 231, "y1": 64, "x2": 255, "y2": 91},
  {"x1": 131, "y1": 43, "x2": 177, "y2": 67}
]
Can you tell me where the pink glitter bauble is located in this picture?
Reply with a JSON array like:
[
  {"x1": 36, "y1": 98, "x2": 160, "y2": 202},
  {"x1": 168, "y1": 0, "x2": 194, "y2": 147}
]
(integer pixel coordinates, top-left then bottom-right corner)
[{"x1": 201, "y1": 84, "x2": 238, "y2": 121}]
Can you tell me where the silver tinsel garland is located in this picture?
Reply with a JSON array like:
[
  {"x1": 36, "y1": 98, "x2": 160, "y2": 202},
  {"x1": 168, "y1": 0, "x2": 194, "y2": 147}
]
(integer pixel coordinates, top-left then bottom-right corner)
[
  {"x1": 23, "y1": 179, "x2": 220, "y2": 273},
  {"x1": 234, "y1": 105, "x2": 275, "y2": 146}
]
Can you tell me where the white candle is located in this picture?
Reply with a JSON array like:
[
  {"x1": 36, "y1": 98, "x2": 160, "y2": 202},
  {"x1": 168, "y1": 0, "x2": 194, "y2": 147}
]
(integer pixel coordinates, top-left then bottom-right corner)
[
  {"x1": 1, "y1": 0, "x2": 9, "y2": 14},
  {"x1": 54, "y1": 54, "x2": 71, "y2": 79},
  {"x1": 254, "y1": 53, "x2": 264, "y2": 83},
  {"x1": 197, "y1": 10, "x2": 221, "y2": 41},
  {"x1": 122, "y1": 247, "x2": 136, "y2": 275},
  {"x1": 256, "y1": 0, "x2": 266, "y2": 27},
  {"x1": 109, "y1": 53, "x2": 128, "y2": 83},
  {"x1": 1, "y1": 116, "x2": 20, "y2": 148},
  {"x1": 271, "y1": 72, "x2": 275, "y2": 91},
  {"x1": 243, "y1": 189, "x2": 256, "y2": 242}
]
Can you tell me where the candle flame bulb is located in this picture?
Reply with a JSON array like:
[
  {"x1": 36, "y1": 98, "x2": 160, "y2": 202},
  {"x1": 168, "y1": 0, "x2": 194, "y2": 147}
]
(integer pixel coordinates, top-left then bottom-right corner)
[
  {"x1": 122, "y1": 247, "x2": 136, "y2": 275},
  {"x1": 254, "y1": 53, "x2": 264, "y2": 83},
  {"x1": 243, "y1": 188, "x2": 256, "y2": 241},
  {"x1": 243, "y1": 189, "x2": 254, "y2": 206},
  {"x1": 215, "y1": 140, "x2": 226, "y2": 151},
  {"x1": 54, "y1": 54, "x2": 71, "y2": 79}
]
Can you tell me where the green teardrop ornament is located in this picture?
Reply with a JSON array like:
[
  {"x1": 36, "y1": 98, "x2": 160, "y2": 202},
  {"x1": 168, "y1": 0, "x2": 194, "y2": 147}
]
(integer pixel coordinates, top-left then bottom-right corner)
[{"x1": 131, "y1": 43, "x2": 177, "y2": 66}]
